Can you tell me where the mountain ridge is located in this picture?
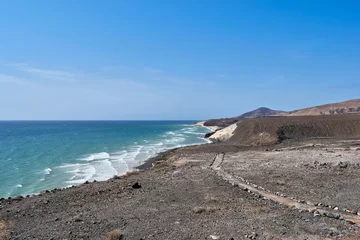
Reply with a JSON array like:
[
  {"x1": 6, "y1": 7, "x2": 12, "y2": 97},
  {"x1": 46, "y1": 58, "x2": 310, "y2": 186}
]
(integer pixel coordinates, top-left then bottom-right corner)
[{"x1": 238, "y1": 99, "x2": 360, "y2": 119}]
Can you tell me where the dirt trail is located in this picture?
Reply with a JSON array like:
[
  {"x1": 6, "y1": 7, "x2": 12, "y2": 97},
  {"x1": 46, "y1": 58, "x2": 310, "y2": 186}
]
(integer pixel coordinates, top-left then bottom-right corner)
[{"x1": 210, "y1": 153, "x2": 360, "y2": 226}]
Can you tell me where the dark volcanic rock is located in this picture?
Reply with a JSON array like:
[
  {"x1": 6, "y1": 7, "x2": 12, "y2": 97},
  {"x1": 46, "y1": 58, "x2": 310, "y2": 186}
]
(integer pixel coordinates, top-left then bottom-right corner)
[
  {"x1": 204, "y1": 132, "x2": 215, "y2": 138},
  {"x1": 132, "y1": 182, "x2": 141, "y2": 189}
]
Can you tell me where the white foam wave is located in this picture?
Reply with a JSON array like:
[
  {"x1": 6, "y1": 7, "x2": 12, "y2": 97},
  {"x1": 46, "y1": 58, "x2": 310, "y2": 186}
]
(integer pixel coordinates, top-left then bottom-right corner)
[
  {"x1": 53, "y1": 125, "x2": 211, "y2": 188},
  {"x1": 61, "y1": 163, "x2": 96, "y2": 185},
  {"x1": 183, "y1": 131, "x2": 204, "y2": 135},
  {"x1": 44, "y1": 168, "x2": 52, "y2": 175},
  {"x1": 88, "y1": 159, "x2": 118, "y2": 182},
  {"x1": 16, "y1": 184, "x2": 22, "y2": 188},
  {"x1": 80, "y1": 152, "x2": 110, "y2": 161}
]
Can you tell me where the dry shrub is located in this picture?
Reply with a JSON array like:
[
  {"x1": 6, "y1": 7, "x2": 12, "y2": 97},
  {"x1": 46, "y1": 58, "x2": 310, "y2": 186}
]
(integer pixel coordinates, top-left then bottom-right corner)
[
  {"x1": 123, "y1": 170, "x2": 140, "y2": 177},
  {"x1": 192, "y1": 206, "x2": 218, "y2": 214},
  {"x1": 0, "y1": 221, "x2": 7, "y2": 239},
  {"x1": 248, "y1": 204, "x2": 269, "y2": 213},
  {"x1": 106, "y1": 229, "x2": 123, "y2": 240},
  {"x1": 171, "y1": 162, "x2": 185, "y2": 167}
]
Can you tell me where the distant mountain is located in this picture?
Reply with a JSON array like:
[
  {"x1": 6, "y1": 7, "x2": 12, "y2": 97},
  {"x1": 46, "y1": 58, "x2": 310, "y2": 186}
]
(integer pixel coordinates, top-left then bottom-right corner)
[
  {"x1": 237, "y1": 107, "x2": 287, "y2": 118},
  {"x1": 289, "y1": 99, "x2": 360, "y2": 116},
  {"x1": 204, "y1": 99, "x2": 360, "y2": 129}
]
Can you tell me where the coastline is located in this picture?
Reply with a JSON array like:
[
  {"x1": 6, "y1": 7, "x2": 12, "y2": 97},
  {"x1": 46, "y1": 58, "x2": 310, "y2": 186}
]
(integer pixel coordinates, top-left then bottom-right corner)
[
  {"x1": 1, "y1": 123, "x2": 212, "y2": 199},
  {"x1": 136, "y1": 148, "x2": 177, "y2": 170},
  {"x1": 193, "y1": 120, "x2": 221, "y2": 131},
  {"x1": 2, "y1": 115, "x2": 360, "y2": 239}
]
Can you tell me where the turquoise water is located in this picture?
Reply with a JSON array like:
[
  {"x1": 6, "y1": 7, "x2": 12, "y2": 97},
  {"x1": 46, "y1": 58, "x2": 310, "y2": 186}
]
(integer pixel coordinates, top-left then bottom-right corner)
[{"x1": 0, "y1": 121, "x2": 211, "y2": 198}]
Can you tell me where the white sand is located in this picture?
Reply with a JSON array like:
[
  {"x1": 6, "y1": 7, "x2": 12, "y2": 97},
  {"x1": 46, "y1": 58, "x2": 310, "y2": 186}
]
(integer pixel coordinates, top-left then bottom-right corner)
[
  {"x1": 194, "y1": 121, "x2": 221, "y2": 131},
  {"x1": 209, "y1": 123, "x2": 237, "y2": 142}
]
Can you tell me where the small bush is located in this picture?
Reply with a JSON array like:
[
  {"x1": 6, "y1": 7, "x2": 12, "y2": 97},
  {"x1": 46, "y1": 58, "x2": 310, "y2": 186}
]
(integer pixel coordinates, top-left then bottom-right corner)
[
  {"x1": 192, "y1": 206, "x2": 217, "y2": 214},
  {"x1": 106, "y1": 229, "x2": 123, "y2": 240}
]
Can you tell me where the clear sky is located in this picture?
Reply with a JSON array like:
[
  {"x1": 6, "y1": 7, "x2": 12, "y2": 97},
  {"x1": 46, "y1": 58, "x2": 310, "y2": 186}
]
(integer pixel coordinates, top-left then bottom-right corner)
[{"x1": 0, "y1": 0, "x2": 359, "y2": 120}]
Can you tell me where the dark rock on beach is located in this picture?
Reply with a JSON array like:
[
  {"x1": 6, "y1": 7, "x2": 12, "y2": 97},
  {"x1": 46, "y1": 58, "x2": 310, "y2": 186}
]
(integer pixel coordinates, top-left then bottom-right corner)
[{"x1": 204, "y1": 132, "x2": 215, "y2": 138}]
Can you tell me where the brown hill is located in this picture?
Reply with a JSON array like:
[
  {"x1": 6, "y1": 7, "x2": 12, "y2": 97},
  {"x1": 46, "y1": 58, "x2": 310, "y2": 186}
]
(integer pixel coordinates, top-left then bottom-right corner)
[
  {"x1": 289, "y1": 99, "x2": 360, "y2": 116},
  {"x1": 237, "y1": 107, "x2": 287, "y2": 118},
  {"x1": 228, "y1": 114, "x2": 360, "y2": 146},
  {"x1": 203, "y1": 99, "x2": 360, "y2": 129}
]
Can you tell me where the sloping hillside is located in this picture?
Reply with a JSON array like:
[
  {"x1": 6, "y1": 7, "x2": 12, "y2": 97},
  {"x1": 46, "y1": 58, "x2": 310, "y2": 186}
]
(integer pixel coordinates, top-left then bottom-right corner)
[
  {"x1": 289, "y1": 99, "x2": 360, "y2": 116},
  {"x1": 228, "y1": 114, "x2": 360, "y2": 146},
  {"x1": 203, "y1": 99, "x2": 360, "y2": 129}
]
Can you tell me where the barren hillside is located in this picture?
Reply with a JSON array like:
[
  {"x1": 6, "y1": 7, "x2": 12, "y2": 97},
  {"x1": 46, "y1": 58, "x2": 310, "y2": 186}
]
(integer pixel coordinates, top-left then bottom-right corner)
[
  {"x1": 289, "y1": 99, "x2": 360, "y2": 116},
  {"x1": 229, "y1": 114, "x2": 360, "y2": 146},
  {"x1": 237, "y1": 107, "x2": 287, "y2": 118}
]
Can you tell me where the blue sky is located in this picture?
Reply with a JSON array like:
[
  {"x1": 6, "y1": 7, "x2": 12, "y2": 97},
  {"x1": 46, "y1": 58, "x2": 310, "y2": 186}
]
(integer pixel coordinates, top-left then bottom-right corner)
[{"x1": 0, "y1": 0, "x2": 359, "y2": 120}]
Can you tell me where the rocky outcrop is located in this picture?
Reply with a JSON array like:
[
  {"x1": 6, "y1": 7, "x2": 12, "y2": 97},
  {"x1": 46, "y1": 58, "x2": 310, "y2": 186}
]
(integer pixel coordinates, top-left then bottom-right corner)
[{"x1": 208, "y1": 123, "x2": 238, "y2": 142}]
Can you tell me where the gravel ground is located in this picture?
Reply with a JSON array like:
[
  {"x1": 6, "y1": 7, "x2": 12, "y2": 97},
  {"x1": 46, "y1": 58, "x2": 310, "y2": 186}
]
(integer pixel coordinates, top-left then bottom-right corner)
[{"x1": 1, "y1": 139, "x2": 360, "y2": 239}]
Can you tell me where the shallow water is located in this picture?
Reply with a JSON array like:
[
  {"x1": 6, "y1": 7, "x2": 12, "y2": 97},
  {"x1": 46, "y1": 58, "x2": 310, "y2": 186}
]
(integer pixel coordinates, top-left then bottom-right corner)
[{"x1": 0, "y1": 121, "x2": 211, "y2": 198}]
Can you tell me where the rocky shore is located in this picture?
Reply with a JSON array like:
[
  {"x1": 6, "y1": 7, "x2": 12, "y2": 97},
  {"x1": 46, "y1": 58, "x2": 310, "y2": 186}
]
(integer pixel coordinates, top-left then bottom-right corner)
[{"x1": 2, "y1": 115, "x2": 360, "y2": 239}]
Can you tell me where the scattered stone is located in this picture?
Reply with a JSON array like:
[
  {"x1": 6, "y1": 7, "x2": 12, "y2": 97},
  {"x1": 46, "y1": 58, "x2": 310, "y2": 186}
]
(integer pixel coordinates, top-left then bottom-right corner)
[
  {"x1": 14, "y1": 196, "x2": 24, "y2": 201},
  {"x1": 313, "y1": 211, "x2": 320, "y2": 217},
  {"x1": 346, "y1": 220, "x2": 356, "y2": 225},
  {"x1": 338, "y1": 161, "x2": 348, "y2": 168},
  {"x1": 132, "y1": 182, "x2": 141, "y2": 189},
  {"x1": 346, "y1": 209, "x2": 357, "y2": 214},
  {"x1": 73, "y1": 214, "x2": 83, "y2": 222},
  {"x1": 245, "y1": 232, "x2": 258, "y2": 239},
  {"x1": 334, "y1": 207, "x2": 339, "y2": 210},
  {"x1": 209, "y1": 235, "x2": 220, "y2": 239},
  {"x1": 327, "y1": 212, "x2": 340, "y2": 219}
]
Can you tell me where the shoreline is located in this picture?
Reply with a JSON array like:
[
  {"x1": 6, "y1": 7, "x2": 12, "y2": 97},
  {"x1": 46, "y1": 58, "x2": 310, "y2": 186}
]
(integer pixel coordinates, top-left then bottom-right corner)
[
  {"x1": 1, "y1": 124, "x2": 212, "y2": 200},
  {"x1": 2, "y1": 115, "x2": 360, "y2": 239},
  {"x1": 3, "y1": 137, "x2": 360, "y2": 239},
  {"x1": 135, "y1": 125, "x2": 213, "y2": 170},
  {"x1": 136, "y1": 148, "x2": 178, "y2": 170}
]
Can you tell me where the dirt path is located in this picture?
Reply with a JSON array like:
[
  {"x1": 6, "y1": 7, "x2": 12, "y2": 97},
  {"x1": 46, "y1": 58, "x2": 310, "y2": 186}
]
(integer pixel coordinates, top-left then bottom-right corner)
[{"x1": 210, "y1": 153, "x2": 360, "y2": 226}]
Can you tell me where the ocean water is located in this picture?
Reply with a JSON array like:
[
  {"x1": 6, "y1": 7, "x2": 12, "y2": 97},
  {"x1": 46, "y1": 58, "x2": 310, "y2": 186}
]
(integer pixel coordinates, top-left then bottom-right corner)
[{"x1": 0, "y1": 121, "x2": 211, "y2": 198}]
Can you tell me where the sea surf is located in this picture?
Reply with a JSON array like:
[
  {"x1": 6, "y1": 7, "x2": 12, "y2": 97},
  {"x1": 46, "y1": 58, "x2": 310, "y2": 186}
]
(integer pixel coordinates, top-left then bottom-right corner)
[{"x1": 0, "y1": 121, "x2": 211, "y2": 198}]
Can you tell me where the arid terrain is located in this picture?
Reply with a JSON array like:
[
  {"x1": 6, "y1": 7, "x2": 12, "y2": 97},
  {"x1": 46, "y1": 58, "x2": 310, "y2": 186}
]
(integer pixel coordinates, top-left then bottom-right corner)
[
  {"x1": 1, "y1": 114, "x2": 360, "y2": 239},
  {"x1": 289, "y1": 99, "x2": 360, "y2": 116},
  {"x1": 204, "y1": 99, "x2": 360, "y2": 128}
]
